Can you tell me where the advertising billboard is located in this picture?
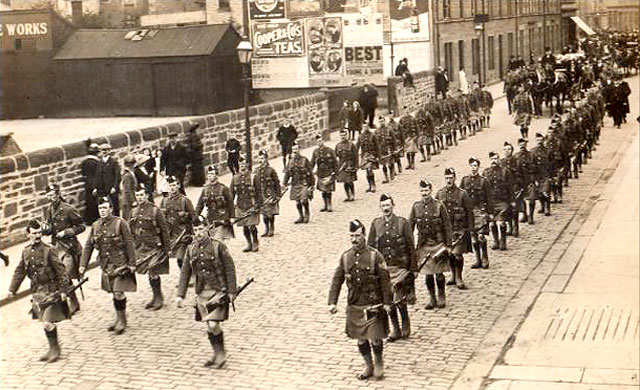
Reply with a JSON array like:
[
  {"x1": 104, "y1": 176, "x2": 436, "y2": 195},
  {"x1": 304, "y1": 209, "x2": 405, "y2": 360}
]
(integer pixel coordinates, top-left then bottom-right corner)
[
  {"x1": 306, "y1": 17, "x2": 343, "y2": 86},
  {"x1": 249, "y1": 0, "x2": 286, "y2": 20},
  {"x1": 252, "y1": 21, "x2": 305, "y2": 57},
  {"x1": 386, "y1": 0, "x2": 430, "y2": 43}
]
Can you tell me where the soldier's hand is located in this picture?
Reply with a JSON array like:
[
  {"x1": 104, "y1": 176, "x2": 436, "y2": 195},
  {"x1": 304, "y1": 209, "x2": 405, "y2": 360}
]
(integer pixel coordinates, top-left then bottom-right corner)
[
  {"x1": 175, "y1": 297, "x2": 184, "y2": 308},
  {"x1": 5, "y1": 292, "x2": 15, "y2": 300},
  {"x1": 128, "y1": 265, "x2": 137, "y2": 273},
  {"x1": 60, "y1": 293, "x2": 67, "y2": 302},
  {"x1": 110, "y1": 188, "x2": 116, "y2": 195},
  {"x1": 178, "y1": 211, "x2": 187, "y2": 217},
  {"x1": 78, "y1": 266, "x2": 86, "y2": 275},
  {"x1": 92, "y1": 189, "x2": 98, "y2": 196},
  {"x1": 56, "y1": 231, "x2": 66, "y2": 239},
  {"x1": 328, "y1": 304, "x2": 337, "y2": 314},
  {"x1": 383, "y1": 304, "x2": 392, "y2": 313},
  {"x1": 446, "y1": 246, "x2": 453, "y2": 255}
]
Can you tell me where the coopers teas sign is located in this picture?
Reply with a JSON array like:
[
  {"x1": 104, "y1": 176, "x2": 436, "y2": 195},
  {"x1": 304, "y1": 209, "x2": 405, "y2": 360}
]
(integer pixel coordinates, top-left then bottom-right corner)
[{"x1": 252, "y1": 21, "x2": 304, "y2": 57}]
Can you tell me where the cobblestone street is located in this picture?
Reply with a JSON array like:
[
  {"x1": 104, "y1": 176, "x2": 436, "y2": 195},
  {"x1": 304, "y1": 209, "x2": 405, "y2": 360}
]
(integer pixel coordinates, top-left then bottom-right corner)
[{"x1": 1, "y1": 78, "x2": 637, "y2": 390}]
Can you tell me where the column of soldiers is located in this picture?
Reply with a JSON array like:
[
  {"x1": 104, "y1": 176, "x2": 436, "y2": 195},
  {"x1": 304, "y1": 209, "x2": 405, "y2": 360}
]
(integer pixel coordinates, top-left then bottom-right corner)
[{"x1": 5, "y1": 66, "x2": 610, "y2": 378}]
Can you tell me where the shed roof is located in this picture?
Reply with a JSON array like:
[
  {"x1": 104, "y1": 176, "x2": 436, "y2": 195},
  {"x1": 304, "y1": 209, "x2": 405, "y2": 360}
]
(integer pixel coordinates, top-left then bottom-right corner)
[{"x1": 54, "y1": 24, "x2": 233, "y2": 60}]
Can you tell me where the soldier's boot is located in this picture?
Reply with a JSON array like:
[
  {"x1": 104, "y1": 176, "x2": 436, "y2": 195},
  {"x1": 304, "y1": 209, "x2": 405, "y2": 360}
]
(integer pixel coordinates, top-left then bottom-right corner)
[
  {"x1": 68, "y1": 289, "x2": 80, "y2": 314},
  {"x1": 387, "y1": 308, "x2": 401, "y2": 342},
  {"x1": 470, "y1": 242, "x2": 483, "y2": 269},
  {"x1": 528, "y1": 201, "x2": 535, "y2": 225},
  {"x1": 486, "y1": 115, "x2": 491, "y2": 127},
  {"x1": 389, "y1": 165, "x2": 396, "y2": 181},
  {"x1": 327, "y1": 196, "x2": 333, "y2": 213},
  {"x1": 146, "y1": 278, "x2": 163, "y2": 310},
  {"x1": 108, "y1": 298, "x2": 120, "y2": 331},
  {"x1": 357, "y1": 341, "x2": 374, "y2": 380},
  {"x1": 372, "y1": 344, "x2": 384, "y2": 380},
  {"x1": 436, "y1": 274, "x2": 446, "y2": 308},
  {"x1": 40, "y1": 329, "x2": 54, "y2": 361},
  {"x1": 295, "y1": 203, "x2": 304, "y2": 224},
  {"x1": 399, "y1": 305, "x2": 411, "y2": 338},
  {"x1": 320, "y1": 194, "x2": 328, "y2": 212},
  {"x1": 490, "y1": 224, "x2": 500, "y2": 250},
  {"x1": 406, "y1": 156, "x2": 412, "y2": 169},
  {"x1": 113, "y1": 298, "x2": 127, "y2": 335},
  {"x1": 424, "y1": 275, "x2": 437, "y2": 310},
  {"x1": 212, "y1": 332, "x2": 227, "y2": 369},
  {"x1": 426, "y1": 147, "x2": 432, "y2": 161},
  {"x1": 204, "y1": 332, "x2": 218, "y2": 367},
  {"x1": 544, "y1": 199, "x2": 551, "y2": 216},
  {"x1": 251, "y1": 227, "x2": 259, "y2": 252},
  {"x1": 520, "y1": 126, "x2": 527, "y2": 139},
  {"x1": 268, "y1": 217, "x2": 275, "y2": 236},
  {"x1": 513, "y1": 217, "x2": 520, "y2": 237},
  {"x1": 455, "y1": 257, "x2": 466, "y2": 290},
  {"x1": 420, "y1": 148, "x2": 427, "y2": 162},
  {"x1": 499, "y1": 225, "x2": 508, "y2": 251},
  {"x1": 382, "y1": 168, "x2": 390, "y2": 184},
  {"x1": 303, "y1": 202, "x2": 311, "y2": 223},
  {"x1": 446, "y1": 255, "x2": 457, "y2": 285},
  {"x1": 520, "y1": 207, "x2": 528, "y2": 223},
  {"x1": 45, "y1": 327, "x2": 61, "y2": 363},
  {"x1": 242, "y1": 228, "x2": 253, "y2": 252},
  {"x1": 480, "y1": 240, "x2": 489, "y2": 269},
  {"x1": 396, "y1": 160, "x2": 403, "y2": 173},
  {"x1": 261, "y1": 216, "x2": 270, "y2": 237},
  {"x1": 370, "y1": 178, "x2": 377, "y2": 193}
]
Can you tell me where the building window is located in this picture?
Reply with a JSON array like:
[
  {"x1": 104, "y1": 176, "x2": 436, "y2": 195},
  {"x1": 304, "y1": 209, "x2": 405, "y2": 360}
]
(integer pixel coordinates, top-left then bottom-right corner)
[
  {"x1": 443, "y1": 0, "x2": 451, "y2": 19},
  {"x1": 458, "y1": 0, "x2": 463, "y2": 18},
  {"x1": 472, "y1": 38, "x2": 480, "y2": 75},
  {"x1": 488, "y1": 36, "x2": 495, "y2": 70},
  {"x1": 14, "y1": 38, "x2": 22, "y2": 51},
  {"x1": 507, "y1": 0, "x2": 512, "y2": 16},
  {"x1": 508, "y1": 32, "x2": 514, "y2": 58},
  {"x1": 445, "y1": 42, "x2": 454, "y2": 81},
  {"x1": 219, "y1": 0, "x2": 230, "y2": 9},
  {"x1": 458, "y1": 40, "x2": 465, "y2": 70}
]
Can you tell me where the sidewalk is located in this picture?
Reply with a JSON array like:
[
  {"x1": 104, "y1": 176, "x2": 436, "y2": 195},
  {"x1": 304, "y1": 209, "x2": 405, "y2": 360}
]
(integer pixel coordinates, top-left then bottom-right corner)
[{"x1": 484, "y1": 131, "x2": 640, "y2": 390}]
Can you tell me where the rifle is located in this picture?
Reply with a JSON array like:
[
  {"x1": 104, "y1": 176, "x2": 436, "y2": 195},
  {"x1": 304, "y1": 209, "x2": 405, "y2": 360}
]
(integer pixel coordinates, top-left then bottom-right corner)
[
  {"x1": 231, "y1": 206, "x2": 259, "y2": 226},
  {"x1": 204, "y1": 277, "x2": 254, "y2": 316},
  {"x1": 318, "y1": 163, "x2": 347, "y2": 187},
  {"x1": 364, "y1": 297, "x2": 406, "y2": 321},
  {"x1": 136, "y1": 247, "x2": 169, "y2": 274},
  {"x1": 414, "y1": 224, "x2": 485, "y2": 274},
  {"x1": 263, "y1": 186, "x2": 289, "y2": 207},
  {"x1": 169, "y1": 228, "x2": 187, "y2": 251},
  {"x1": 35, "y1": 276, "x2": 89, "y2": 313}
]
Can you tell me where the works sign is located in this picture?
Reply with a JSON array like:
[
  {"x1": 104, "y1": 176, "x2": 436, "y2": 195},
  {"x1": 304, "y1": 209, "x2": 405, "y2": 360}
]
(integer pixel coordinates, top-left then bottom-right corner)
[{"x1": 0, "y1": 22, "x2": 49, "y2": 37}]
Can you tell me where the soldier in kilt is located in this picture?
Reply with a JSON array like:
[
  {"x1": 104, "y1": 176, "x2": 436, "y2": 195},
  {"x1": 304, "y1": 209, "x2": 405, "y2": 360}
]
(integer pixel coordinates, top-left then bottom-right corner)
[
  {"x1": 531, "y1": 133, "x2": 553, "y2": 217},
  {"x1": 513, "y1": 85, "x2": 533, "y2": 139},
  {"x1": 501, "y1": 142, "x2": 523, "y2": 237},
  {"x1": 515, "y1": 138, "x2": 538, "y2": 224},
  {"x1": 329, "y1": 219, "x2": 392, "y2": 381},
  {"x1": 436, "y1": 168, "x2": 474, "y2": 289},
  {"x1": 195, "y1": 166, "x2": 235, "y2": 240},
  {"x1": 481, "y1": 86, "x2": 494, "y2": 127},
  {"x1": 483, "y1": 152, "x2": 513, "y2": 250},
  {"x1": 311, "y1": 134, "x2": 339, "y2": 212},
  {"x1": 368, "y1": 193, "x2": 416, "y2": 342},
  {"x1": 388, "y1": 115, "x2": 405, "y2": 172},
  {"x1": 42, "y1": 184, "x2": 85, "y2": 314},
  {"x1": 130, "y1": 185, "x2": 170, "y2": 310},
  {"x1": 231, "y1": 158, "x2": 260, "y2": 252},
  {"x1": 426, "y1": 96, "x2": 442, "y2": 154},
  {"x1": 7, "y1": 219, "x2": 72, "y2": 363},
  {"x1": 399, "y1": 110, "x2": 419, "y2": 169},
  {"x1": 161, "y1": 176, "x2": 196, "y2": 267},
  {"x1": 254, "y1": 150, "x2": 281, "y2": 237},
  {"x1": 283, "y1": 142, "x2": 315, "y2": 224},
  {"x1": 80, "y1": 197, "x2": 137, "y2": 335},
  {"x1": 176, "y1": 215, "x2": 237, "y2": 369},
  {"x1": 376, "y1": 116, "x2": 397, "y2": 184},
  {"x1": 335, "y1": 129, "x2": 359, "y2": 201},
  {"x1": 357, "y1": 126, "x2": 380, "y2": 192},
  {"x1": 416, "y1": 107, "x2": 434, "y2": 162},
  {"x1": 409, "y1": 180, "x2": 453, "y2": 309}
]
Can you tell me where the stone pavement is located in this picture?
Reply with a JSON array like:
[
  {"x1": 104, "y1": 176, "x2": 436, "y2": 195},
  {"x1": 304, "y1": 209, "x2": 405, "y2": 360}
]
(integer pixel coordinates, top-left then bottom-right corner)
[{"x1": 0, "y1": 77, "x2": 637, "y2": 390}]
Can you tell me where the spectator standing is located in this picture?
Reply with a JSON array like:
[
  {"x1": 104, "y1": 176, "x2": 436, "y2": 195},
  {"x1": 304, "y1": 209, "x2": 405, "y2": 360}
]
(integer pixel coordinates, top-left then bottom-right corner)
[
  {"x1": 80, "y1": 142, "x2": 101, "y2": 224},
  {"x1": 186, "y1": 124, "x2": 205, "y2": 187},
  {"x1": 94, "y1": 143, "x2": 121, "y2": 216},
  {"x1": 276, "y1": 117, "x2": 299, "y2": 168},
  {"x1": 348, "y1": 101, "x2": 364, "y2": 140},
  {"x1": 359, "y1": 84, "x2": 379, "y2": 128},
  {"x1": 160, "y1": 132, "x2": 189, "y2": 191},
  {"x1": 225, "y1": 136, "x2": 241, "y2": 175},
  {"x1": 435, "y1": 66, "x2": 449, "y2": 100}
]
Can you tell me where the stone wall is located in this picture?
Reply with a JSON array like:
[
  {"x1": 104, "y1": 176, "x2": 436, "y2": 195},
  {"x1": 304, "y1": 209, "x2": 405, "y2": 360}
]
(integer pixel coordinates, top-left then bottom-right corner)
[
  {"x1": 387, "y1": 70, "x2": 436, "y2": 117},
  {"x1": 0, "y1": 93, "x2": 328, "y2": 248}
]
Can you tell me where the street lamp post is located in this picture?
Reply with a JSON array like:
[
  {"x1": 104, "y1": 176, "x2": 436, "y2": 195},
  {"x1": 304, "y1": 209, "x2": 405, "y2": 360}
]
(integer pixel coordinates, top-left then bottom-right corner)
[{"x1": 236, "y1": 38, "x2": 253, "y2": 169}]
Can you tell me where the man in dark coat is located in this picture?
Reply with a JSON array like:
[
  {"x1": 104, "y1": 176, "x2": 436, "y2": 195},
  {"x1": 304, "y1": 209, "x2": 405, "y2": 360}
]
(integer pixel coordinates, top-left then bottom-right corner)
[
  {"x1": 94, "y1": 143, "x2": 121, "y2": 217},
  {"x1": 160, "y1": 132, "x2": 190, "y2": 191},
  {"x1": 435, "y1": 66, "x2": 449, "y2": 100},
  {"x1": 186, "y1": 124, "x2": 205, "y2": 187},
  {"x1": 359, "y1": 85, "x2": 379, "y2": 128},
  {"x1": 80, "y1": 142, "x2": 101, "y2": 224},
  {"x1": 276, "y1": 117, "x2": 298, "y2": 168},
  {"x1": 225, "y1": 137, "x2": 241, "y2": 175}
]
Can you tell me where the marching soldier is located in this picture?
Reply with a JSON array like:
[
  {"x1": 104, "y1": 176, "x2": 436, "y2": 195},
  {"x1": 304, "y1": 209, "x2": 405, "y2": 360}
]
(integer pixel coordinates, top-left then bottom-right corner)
[
  {"x1": 376, "y1": 116, "x2": 397, "y2": 184},
  {"x1": 230, "y1": 158, "x2": 260, "y2": 252},
  {"x1": 513, "y1": 85, "x2": 533, "y2": 139},
  {"x1": 426, "y1": 95, "x2": 442, "y2": 154},
  {"x1": 334, "y1": 128, "x2": 359, "y2": 202},
  {"x1": 195, "y1": 166, "x2": 235, "y2": 240},
  {"x1": 7, "y1": 219, "x2": 73, "y2": 363},
  {"x1": 531, "y1": 133, "x2": 553, "y2": 216},
  {"x1": 483, "y1": 152, "x2": 513, "y2": 250},
  {"x1": 161, "y1": 176, "x2": 196, "y2": 267},
  {"x1": 515, "y1": 138, "x2": 538, "y2": 224},
  {"x1": 501, "y1": 142, "x2": 522, "y2": 237},
  {"x1": 367, "y1": 193, "x2": 416, "y2": 342},
  {"x1": 388, "y1": 115, "x2": 405, "y2": 172},
  {"x1": 481, "y1": 85, "x2": 494, "y2": 127},
  {"x1": 329, "y1": 220, "x2": 392, "y2": 381},
  {"x1": 130, "y1": 185, "x2": 170, "y2": 310},
  {"x1": 436, "y1": 168, "x2": 474, "y2": 289},
  {"x1": 460, "y1": 158, "x2": 494, "y2": 269},
  {"x1": 176, "y1": 215, "x2": 237, "y2": 369},
  {"x1": 283, "y1": 142, "x2": 315, "y2": 224},
  {"x1": 399, "y1": 109, "x2": 418, "y2": 169},
  {"x1": 415, "y1": 107, "x2": 433, "y2": 162},
  {"x1": 311, "y1": 134, "x2": 339, "y2": 212},
  {"x1": 120, "y1": 155, "x2": 138, "y2": 220},
  {"x1": 42, "y1": 184, "x2": 85, "y2": 313},
  {"x1": 357, "y1": 124, "x2": 380, "y2": 193},
  {"x1": 409, "y1": 179, "x2": 453, "y2": 309},
  {"x1": 80, "y1": 197, "x2": 137, "y2": 335},
  {"x1": 253, "y1": 150, "x2": 281, "y2": 237}
]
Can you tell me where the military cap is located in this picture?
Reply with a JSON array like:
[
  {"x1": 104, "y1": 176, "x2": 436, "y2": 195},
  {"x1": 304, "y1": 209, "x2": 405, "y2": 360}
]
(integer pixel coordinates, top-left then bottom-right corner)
[
  {"x1": 98, "y1": 197, "x2": 112, "y2": 206},
  {"x1": 188, "y1": 123, "x2": 200, "y2": 133},
  {"x1": 349, "y1": 219, "x2": 365, "y2": 234},
  {"x1": 379, "y1": 193, "x2": 393, "y2": 203},
  {"x1": 444, "y1": 167, "x2": 456, "y2": 176},
  {"x1": 46, "y1": 183, "x2": 60, "y2": 193},
  {"x1": 193, "y1": 215, "x2": 207, "y2": 227},
  {"x1": 340, "y1": 128, "x2": 348, "y2": 134},
  {"x1": 124, "y1": 155, "x2": 136, "y2": 166},
  {"x1": 168, "y1": 131, "x2": 178, "y2": 138},
  {"x1": 378, "y1": 115, "x2": 385, "y2": 120},
  {"x1": 419, "y1": 179, "x2": 432, "y2": 188},
  {"x1": 488, "y1": 151, "x2": 498, "y2": 158},
  {"x1": 99, "y1": 143, "x2": 112, "y2": 151},
  {"x1": 468, "y1": 157, "x2": 480, "y2": 165},
  {"x1": 88, "y1": 143, "x2": 100, "y2": 153},
  {"x1": 504, "y1": 141, "x2": 512, "y2": 147},
  {"x1": 517, "y1": 138, "x2": 528, "y2": 143},
  {"x1": 315, "y1": 134, "x2": 323, "y2": 140},
  {"x1": 291, "y1": 140, "x2": 299, "y2": 147},
  {"x1": 166, "y1": 175, "x2": 178, "y2": 184},
  {"x1": 535, "y1": 132, "x2": 544, "y2": 138},
  {"x1": 258, "y1": 149, "x2": 268, "y2": 158},
  {"x1": 134, "y1": 153, "x2": 150, "y2": 167},
  {"x1": 207, "y1": 166, "x2": 219, "y2": 174},
  {"x1": 27, "y1": 218, "x2": 42, "y2": 232},
  {"x1": 135, "y1": 183, "x2": 147, "y2": 192}
]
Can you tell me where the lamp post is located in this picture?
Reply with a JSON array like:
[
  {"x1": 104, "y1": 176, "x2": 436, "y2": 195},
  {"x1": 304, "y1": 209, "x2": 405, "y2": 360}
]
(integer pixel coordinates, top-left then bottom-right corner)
[{"x1": 236, "y1": 38, "x2": 253, "y2": 169}]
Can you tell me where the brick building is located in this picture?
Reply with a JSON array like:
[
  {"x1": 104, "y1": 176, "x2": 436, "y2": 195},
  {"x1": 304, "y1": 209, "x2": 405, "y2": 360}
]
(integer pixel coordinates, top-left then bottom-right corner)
[
  {"x1": 433, "y1": 0, "x2": 563, "y2": 88},
  {"x1": 576, "y1": 0, "x2": 639, "y2": 32}
]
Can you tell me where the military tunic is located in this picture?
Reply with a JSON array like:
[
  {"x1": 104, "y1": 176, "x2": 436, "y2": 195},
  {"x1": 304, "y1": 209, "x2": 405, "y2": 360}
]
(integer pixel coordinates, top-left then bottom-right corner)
[
  {"x1": 435, "y1": 186, "x2": 474, "y2": 254},
  {"x1": 367, "y1": 215, "x2": 417, "y2": 304},
  {"x1": 177, "y1": 235, "x2": 237, "y2": 322},
  {"x1": 376, "y1": 124, "x2": 396, "y2": 165},
  {"x1": 399, "y1": 114, "x2": 419, "y2": 153},
  {"x1": 513, "y1": 91, "x2": 533, "y2": 126},
  {"x1": 195, "y1": 182, "x2": 235, "y2": 239},
  {"x1": 230, "y1": 171, "x2": 259, "y2": 227},
  {"x1": 460, "y1": 174, "x2": 495, "y2": 234},
  {"x1": 390, "y1": 120, "x2": 405, "y2": 158},
  {"x1": 515, "y1": 149, "x2": 539, "y2": 200},
  {"x1": 482, "y1": 165, "x2": 513, "y2": 221},
  {"x1": 9, "y1": 242, "x2": 72, "y2": 323},
  {"x1": 334, "y1": 139, "x2": 359, "y2": 183},
  {"x1": 42, "y1": 201, "x2": 85, "y2": 279},
  {"x1": 253, "y1": 163, "x2": 281, "y2": 216},
  {"x1": 416, "y1": 108, "x2": 434, "y2": 147},
  {"x1": 409, "y1": 197, "x2": 453, "y2": 274},
  {"x1": 130, "y1": 201, "x2": 170, "y2": 275},
  {"x1": 119, "y1": 168, "x2": 138, "y2": 220},
  {"x1": 161, "y1": 193, "x2": 196, "y2": 258},
  {"x1": 328, "y1": 242, "x2": 392, "y2": 340},
  {"x1": 81, "y1": 216, "x2": 137, "y2": 292},
  {"x1": 357, "y1": 129, "x2": 379, "y2": 170},
  {"x1": 283, "y1": 154, "x2": 315, "y2": 201},
  {"x1": 311, "y1": 145, "x2": 338, "y2": 192},
  {"x1": 530, "y1": 144, "x2": 552, "y2": 195}
]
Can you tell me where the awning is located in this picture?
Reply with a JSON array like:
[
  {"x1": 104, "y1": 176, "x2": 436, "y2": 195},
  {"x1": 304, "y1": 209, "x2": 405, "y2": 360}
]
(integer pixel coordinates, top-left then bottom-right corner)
[{"x1": 570, "y1": 16, "x2": 595, "y2": 36}]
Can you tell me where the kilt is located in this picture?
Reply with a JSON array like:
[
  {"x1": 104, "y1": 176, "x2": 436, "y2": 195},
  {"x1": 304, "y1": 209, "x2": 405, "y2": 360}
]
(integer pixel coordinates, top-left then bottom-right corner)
[
  {"x1": 417, "y1": 243, "x2": 449, "y2": 274},
  {"x1": 235, "y1": 206, "x2": 259, "y2": 226},
  {"x1": 404, "y1": 137, "x2": 419, "y2": 153},
  {"x1": 345, "y1": 304, "x2": 389, "y2": 340},
  {"x1": 195, "y1": 290, "x2": 229, "y2": 322},
  {"x1": 472, "y1": 209, "x2": 490, "y2": 235},
  {"x1": 360, "y1": 153, "x2": 379, "y2": 170},
  {"x1": 101, "y1": 270, "x2": 137, "y2": 293},
  {"x1": 56, "y1": 240, "x2": 82, "y2": 280},
  {"x1": 30, "y1": 292, "x2": 71, "y2": 323},
  {"x1": 379, "y1": 154, "x2": 394, "y2": 166},
  {"x1": 523, "y1": 182, "x2": 539, "y2": 200},
  {"x1": 260, "y1": 202, "x2": 280, "y2": 216},
  {"x1": 388, "y1": 266, "x2": 416, "y2": 305},
  {"x1": 417, "y1": 134, "x2": 428, "y2": 146},
  {"x1": 209, "y1": 220, "x2": 234, "y2": 240},
  {"x1": 290, "y1": 184, "x2": 313, "y2": 201},
  {"x1": 493, "y1": 201, "x2": 512, "y2": 222},
  {"x1": 317, "y1": 175, "x2": 336, "y2": 192},
  {"x1": 336, "y1": 168, "x2": 357, "y2": 183},
  {"x1": 452, "y1": 231, "x2": 472, "y2": 255},
  {"x1": 135, "y1": 238, "x2": 169, "y2": 276},
  {"x1": 514, "y1": 113, "x2": 531, "y2": 127},
  {"x1": 537, "y1": 177, "x2": 550, "y2": 195}
]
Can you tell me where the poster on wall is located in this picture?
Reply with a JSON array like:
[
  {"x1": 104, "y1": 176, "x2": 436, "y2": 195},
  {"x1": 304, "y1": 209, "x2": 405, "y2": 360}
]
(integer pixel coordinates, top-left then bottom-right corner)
[
  {"x1": 306, "y1": 17, "x2": 344, "y2": 86},
  {"x1": 342, "y1": 13, "x2": 385, "y2": 85},
  {"x1": 249, "y1": 0, "x2": 286, "y2": 20},
  {"x1": 387, "y1": 0, "x2": 430, "y2": 42},
  {"x1": 252, "y1": 57, "x2": 309, "y2": 88},
  {"x1": 252, "y1": 21, "x2": 305, "y2": 57},
  {"x1": 287, "y1": 0, "x2": 323, "y2": 18}
]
